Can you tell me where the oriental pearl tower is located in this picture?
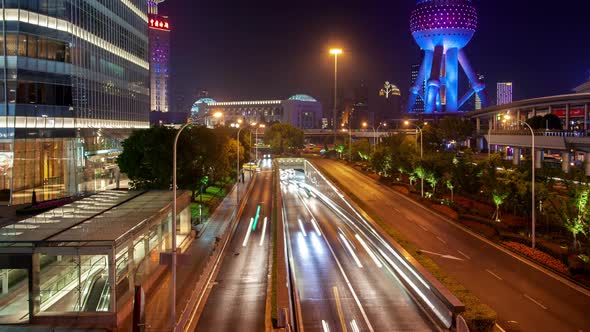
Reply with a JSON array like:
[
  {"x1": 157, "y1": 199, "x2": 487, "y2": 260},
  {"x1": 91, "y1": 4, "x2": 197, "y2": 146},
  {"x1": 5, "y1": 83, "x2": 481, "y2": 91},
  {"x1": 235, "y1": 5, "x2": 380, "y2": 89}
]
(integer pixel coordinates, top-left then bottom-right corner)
[{"x1": 407, "y1": 0, "x2": 488, "y2": 113}]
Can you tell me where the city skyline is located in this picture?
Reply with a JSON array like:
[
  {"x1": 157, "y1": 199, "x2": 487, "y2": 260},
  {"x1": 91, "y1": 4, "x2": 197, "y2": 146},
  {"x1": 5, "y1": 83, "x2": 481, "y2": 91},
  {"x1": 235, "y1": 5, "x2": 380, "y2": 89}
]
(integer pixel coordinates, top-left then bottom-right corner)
[{"x1": 160, "y1": 0, "x2": 590, "y2": 109}]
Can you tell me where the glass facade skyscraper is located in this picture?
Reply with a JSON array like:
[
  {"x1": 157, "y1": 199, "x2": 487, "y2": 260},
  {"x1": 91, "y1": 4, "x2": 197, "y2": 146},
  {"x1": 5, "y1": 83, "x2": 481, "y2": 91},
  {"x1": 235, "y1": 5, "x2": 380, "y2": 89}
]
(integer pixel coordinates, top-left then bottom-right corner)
[{"x1": 0, "y1": 0, "x2": 150, "y2": 205}]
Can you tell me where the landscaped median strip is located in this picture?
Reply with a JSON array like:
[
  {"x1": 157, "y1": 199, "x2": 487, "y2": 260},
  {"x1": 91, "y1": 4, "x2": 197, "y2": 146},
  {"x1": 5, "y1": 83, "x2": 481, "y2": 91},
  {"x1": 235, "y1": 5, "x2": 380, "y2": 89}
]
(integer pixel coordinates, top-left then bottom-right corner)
[{"x1": 312, "y1": 161, "x2": 497, "y2": 332}]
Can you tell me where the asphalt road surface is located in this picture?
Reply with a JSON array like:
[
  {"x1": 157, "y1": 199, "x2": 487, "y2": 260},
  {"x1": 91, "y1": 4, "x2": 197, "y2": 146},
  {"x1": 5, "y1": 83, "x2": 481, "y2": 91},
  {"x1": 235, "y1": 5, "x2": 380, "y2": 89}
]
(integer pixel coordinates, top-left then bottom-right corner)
[
  {"x1": 312, "y1": 158, "x2": 590, "y2": 332},
  {"x1": 195, "y1": 159, "x2": 273, "y2": 332},
  {"x1": 281, "y1": 170, "x2": 436, "y2": 332}
]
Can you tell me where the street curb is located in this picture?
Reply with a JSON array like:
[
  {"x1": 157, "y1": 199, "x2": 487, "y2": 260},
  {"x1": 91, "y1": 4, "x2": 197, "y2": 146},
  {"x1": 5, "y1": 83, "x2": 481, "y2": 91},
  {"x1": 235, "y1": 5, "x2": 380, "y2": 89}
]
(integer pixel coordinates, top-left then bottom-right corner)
[
  {"x1": 333, "y1": 159, "x2": 590, "y2": 298},
  {"x1": 179, "y1": 175, "x2": 258, "y2": 331}
]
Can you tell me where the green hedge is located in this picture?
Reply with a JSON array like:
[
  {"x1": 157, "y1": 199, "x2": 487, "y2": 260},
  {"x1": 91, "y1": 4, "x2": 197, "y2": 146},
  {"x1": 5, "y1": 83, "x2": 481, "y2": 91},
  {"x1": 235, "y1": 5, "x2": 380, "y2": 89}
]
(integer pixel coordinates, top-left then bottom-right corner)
[{"x1": 499, "y1": 232, "x2": 568, "y2": 264}]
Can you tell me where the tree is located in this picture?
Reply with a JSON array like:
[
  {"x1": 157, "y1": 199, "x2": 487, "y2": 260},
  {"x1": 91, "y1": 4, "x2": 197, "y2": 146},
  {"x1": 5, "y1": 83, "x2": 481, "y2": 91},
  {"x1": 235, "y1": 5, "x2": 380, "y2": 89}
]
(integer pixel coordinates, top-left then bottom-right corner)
[
  {"x1": 352, "y1": 139, "x2": 371, "y2": 161},
  {"x1": 117, "y1": 126, "x2": 176, "y2": 189},
  {"x1": 491, "y1": 190, "x2": 508, "y2": 222},
  {"x1": 118, "y1": 125, "x2": 240, "y2": 198},
  {"x1": 549, "y1": 186, "x2": 590, "y2": 249},
  {"x1": 526, "y1": 115, "x2": 544, "y2": 130},
  {"x1": 265, "y1": 123, "x2": 304, "y2": 154},
  {"x1": 543, "y1": 114, "x2": 562, "y2": 130},
  {"x1": 438, "y1": 117, "x2": 475, "y2": 144}
]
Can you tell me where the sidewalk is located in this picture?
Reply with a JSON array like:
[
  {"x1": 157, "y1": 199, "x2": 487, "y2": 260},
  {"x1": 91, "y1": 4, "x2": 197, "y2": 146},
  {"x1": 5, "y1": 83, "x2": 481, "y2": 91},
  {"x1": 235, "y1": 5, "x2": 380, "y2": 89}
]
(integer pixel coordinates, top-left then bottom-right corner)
[{"x1": 120, "y1": 178, "x2": 252, "y2": 332}]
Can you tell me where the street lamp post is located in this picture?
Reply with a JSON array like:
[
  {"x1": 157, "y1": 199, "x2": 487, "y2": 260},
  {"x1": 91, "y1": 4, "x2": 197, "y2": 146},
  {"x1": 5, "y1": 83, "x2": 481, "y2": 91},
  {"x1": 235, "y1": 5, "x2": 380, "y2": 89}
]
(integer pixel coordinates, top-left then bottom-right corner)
[
  {"x1": 488, "y1": 125, "x2": 492, "y2": 159},
  {"x1": 404, "y1": 121, "x2": 424, "y2": 198},
  {"x1": 505, "y1": 115, "x2": 536, "y2": 249},
  {"x1": 362, "y1": 122, "x2": 376, "y2": 154},
  {"x1": 377, "y1": 122, "x2": 387, "y2": 145},
  {"x1": 349, "y1": 124, "x2": 352, "y2": 162},
  {"x1": 256, "y1": 124, "x2": 265, "y2": 161},
  {"x1": 330, "y1": 48, "x2": 342, "y2": 147},
  {"x1": 170, "y1": 122, "x2": 194, "y2": 331},
  {"x1": 232, "y1": 120, "x2": 243, "y2": 204},
  {"x1": 250, "y1": 122, "x2": 256, "y2": 160}
]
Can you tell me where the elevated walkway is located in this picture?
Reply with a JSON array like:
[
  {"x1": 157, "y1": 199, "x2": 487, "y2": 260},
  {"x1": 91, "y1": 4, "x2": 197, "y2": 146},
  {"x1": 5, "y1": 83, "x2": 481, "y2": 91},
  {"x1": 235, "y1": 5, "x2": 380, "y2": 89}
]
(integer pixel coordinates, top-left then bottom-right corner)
[{"x1": 0, "y1": 190, "x2": 192, "y2": 329}]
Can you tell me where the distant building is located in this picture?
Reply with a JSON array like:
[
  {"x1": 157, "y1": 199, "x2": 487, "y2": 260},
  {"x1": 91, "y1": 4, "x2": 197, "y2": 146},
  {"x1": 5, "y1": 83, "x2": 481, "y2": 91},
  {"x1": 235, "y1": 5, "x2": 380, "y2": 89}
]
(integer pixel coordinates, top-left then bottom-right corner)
[
  {"x1": 150, "y1": 111, "x2": 189, "y2": 125},
  {"x1": 196, "y1": 94, "x2": 323, "y2": 129},
  {"x1": 148, "y1": 13, "x2": 171, "y2": 112},
  {"x1": 410, "y1": 64, "x2": 425, "y2": 113},
  {"x1": 497, "y1": 82, "x2": 513, "y2": 106},
  {"x1": 475, "y1": 74, "x2": 485, "y2": 110},
  {"x1": 574, "y1": 80, "x2": 590, "y2": 93}
]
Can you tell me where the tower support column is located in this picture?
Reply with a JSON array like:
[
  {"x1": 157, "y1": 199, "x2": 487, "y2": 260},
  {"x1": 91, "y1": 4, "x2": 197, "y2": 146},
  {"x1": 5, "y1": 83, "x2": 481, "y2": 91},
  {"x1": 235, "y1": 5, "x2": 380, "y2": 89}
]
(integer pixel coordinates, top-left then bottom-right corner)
[{"x1": 445, "y1": 48, "x2": 459, "y2": 112}]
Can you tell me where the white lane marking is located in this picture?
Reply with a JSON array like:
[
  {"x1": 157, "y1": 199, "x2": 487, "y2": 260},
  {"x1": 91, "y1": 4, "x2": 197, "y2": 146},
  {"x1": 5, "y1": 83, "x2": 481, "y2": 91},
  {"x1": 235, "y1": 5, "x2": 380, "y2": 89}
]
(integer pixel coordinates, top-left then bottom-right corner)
[
  {"x1": 524, "y1": 294, "x2": 547, "y2": 310},
  {"x1": 259, "y1": 217, "x2": 268, "y2": 246},
  {"x1": 355, "y1": 234, "x2": 383, "y2": 268},
  {"x1": 310, "y1": 218, "x2": 322, "y2": 236},
  {"x1": 350, "y1": 320, "x2": 360, "y2": 332},
  {"x1": 333, "y1": 287, "x2": 348, "y2": 332},
  {"x1": 457, "y1": 250, "x2": 471, "y2": 260},
  {"x1": 297, "y1": 195, "x2": 374, "y2": 332},
  {"x1": 485, "y1": 269, "x2": 503, "y2": 281},
  {"x1": 339, "y1": 233, "x2": 363, "y2": 268},
  {"x1": 322, "y1": 320, "x2": 331, "y2": 332},
  {"x1": 242, "y1": 217, "x2": 255, "y2": 247},
  {"x1": 418, "y1": 224, "x2": 428, "y2": 232},
  {"x1": 436, "y1": 236, "x2": 447, "y2": 244},
  {"x1": 419, "y1": 249, "x2": 464, "y2": 261},
  {"x1": 495, "y1": 323, "x2": 507, "y2": 332},
  {"x1": 297, "y1": 218, "x2": 307, "y2": 237}
]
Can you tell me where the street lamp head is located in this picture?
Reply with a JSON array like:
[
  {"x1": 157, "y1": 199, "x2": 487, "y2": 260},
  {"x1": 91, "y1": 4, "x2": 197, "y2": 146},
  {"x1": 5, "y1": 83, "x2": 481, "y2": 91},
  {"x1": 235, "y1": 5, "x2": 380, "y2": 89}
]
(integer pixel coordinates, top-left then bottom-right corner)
[
  {"x1": 424, "y1": 122, "x2": 428, "y2": 126},
  {"x1": 404, "y1": 120, "x2": 410, "y2": 126},
  {"x1": 362, "y1": 122, "x2": 367, "y2": 127},
  {"x1": 237, "y1": 119, "x2": 243, "y2": 124},
  {"x1": 330, "y1": 48, "x2": 343, "y2": 55},
  {"x1": 213, "y1": 112, "x2": 223, "y2": 118}
]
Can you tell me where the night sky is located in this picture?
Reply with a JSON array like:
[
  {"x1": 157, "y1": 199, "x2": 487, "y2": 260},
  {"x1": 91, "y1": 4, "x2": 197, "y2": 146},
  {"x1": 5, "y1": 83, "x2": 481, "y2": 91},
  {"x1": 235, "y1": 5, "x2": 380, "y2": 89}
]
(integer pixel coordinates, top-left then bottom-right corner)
[{"x1": 160, "y1": 0, "x2": 590, "y2": 111}]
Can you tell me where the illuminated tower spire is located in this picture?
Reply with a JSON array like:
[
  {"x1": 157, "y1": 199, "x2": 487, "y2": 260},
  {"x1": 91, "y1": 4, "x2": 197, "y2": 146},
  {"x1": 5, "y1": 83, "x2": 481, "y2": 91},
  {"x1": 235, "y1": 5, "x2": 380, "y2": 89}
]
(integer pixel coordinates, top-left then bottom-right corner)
[
  {"x1": 407, "y1": 0, "x2": 488, "y2": 113},
  {"x1": 147, "y1": 0, "x2": 165, "y2": 14}
]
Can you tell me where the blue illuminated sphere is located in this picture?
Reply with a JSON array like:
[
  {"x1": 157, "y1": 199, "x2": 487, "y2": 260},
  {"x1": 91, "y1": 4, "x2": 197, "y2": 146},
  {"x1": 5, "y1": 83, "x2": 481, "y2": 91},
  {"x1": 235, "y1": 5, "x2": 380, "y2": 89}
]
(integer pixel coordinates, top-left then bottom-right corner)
[{"x1": 410, "y1": 0, "x2": 478, "y2": 50}]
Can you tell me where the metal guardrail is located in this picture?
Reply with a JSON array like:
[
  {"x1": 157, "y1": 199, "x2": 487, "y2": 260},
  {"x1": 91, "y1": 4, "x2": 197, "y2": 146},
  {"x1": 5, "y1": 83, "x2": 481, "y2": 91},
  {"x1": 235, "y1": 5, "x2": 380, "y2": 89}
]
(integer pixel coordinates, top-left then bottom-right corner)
[{"x1": 478, "y1": 129, "x2": 590, "y2": 137}]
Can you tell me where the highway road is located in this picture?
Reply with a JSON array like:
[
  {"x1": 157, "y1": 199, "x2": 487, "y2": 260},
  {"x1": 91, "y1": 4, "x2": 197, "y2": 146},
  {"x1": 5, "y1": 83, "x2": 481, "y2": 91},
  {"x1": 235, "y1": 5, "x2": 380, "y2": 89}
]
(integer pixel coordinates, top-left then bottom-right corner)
[
  {"x1": 312, "y1": 158, "x2": 590, "y2": 332},
  {"x1": 281, "y1": 169, "x2": 436, "y2": 332},
  {"x1": 194, "y1": 159, "x2": 273, "y2": 332}
]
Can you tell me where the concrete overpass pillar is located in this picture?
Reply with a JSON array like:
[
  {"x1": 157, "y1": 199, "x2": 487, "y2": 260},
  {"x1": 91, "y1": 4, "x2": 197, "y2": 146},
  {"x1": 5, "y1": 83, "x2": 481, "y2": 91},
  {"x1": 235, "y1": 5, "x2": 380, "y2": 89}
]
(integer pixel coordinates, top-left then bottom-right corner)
[
  {"x1": 476, "y1": 118, "x2": 481, "y2": 132},
  {"x1": 1, "y1": 269, "x2": 7, "y2": 294},
  {"x1": 565, "y1": 104, "x2": 570, "y2": 131},
  {"x1": 585, "y1": 104, "x2": 589, "y2": 131},
  {"x1": 513, "y1": 148, "x2": 521, "y2": 165},
  {"x1": 562, "y1": 151, "x2": 571, "y2": 173},
  {"x1": 477, "y1": 137, "x2": 484, "y2": 152},
  {"x1": 535, "y1": 150, "x2": 543, "y2": 169}
]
